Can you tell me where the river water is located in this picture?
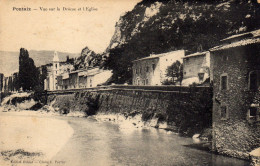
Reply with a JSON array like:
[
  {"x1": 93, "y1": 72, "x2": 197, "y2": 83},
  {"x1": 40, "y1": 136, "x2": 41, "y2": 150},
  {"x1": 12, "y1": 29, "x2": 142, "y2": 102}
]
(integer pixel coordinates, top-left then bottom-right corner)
[{"x1": 50, "y1": 116, "x2": 250, "y2": 166}]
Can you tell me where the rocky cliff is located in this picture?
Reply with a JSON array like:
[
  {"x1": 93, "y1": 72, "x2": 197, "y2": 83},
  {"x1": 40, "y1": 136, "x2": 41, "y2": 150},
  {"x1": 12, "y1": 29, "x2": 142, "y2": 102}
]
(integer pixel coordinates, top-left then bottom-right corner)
[
  {"x1": 74, "y1": 46, "x2": 103, "y2": 70},
  {"x1": 75, "y1": 0, "x2": 259, "y2": 83},
  {"x1": 101, "y1": 0, "x2": 259, "y2": 83},
  {"x1": 107, "y1": 0, "x2": 259, "y2": 52}
]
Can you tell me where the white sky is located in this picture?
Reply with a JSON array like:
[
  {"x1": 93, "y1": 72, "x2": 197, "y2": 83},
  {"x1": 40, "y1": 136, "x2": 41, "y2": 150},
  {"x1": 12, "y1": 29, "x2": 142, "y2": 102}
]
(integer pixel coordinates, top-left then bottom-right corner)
[{"x1": 0, "y1": 0, "x2": 141, "y2": 53}]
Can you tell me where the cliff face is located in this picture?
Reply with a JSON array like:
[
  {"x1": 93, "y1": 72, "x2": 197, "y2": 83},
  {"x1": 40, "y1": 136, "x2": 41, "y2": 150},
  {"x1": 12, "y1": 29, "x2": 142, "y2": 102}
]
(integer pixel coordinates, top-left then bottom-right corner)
[
  {"x1": 107, "y1": 1, "x2": 163, "y2": 51},
  {"x1": 107, "y1": 0, "x2": 259, "y2": 53},
  {"x1": 76, "y1": 0, "x2": 259, "y2": 83},
  {"x1": 74, "y1": 46, "x2": 102, "y2": 70},
  {"x1": 101, "y1": 0, "x2": 259, "y2": 83}
]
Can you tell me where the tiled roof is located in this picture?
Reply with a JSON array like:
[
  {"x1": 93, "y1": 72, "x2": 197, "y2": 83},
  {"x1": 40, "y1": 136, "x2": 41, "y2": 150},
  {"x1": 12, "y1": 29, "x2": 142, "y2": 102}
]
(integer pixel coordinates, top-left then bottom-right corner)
[
  {"x1": 210, "y1": 37, "x2": 260, "y2": 51},
  {"x1": 62, "y1": 73, "x2": 69, "y2": 79},
  {"x1": 210, "y1": 29, "x2": 260, "y2": 51},
  {"x1": 221, "y1": 29, "x2": 260, "y2": 41},
  {"x1": 182, "y1": 51, "x2": 209, "y2": 59},
  {"x1": 133, "y1": 50, "x2": 184, "y2": 62}
]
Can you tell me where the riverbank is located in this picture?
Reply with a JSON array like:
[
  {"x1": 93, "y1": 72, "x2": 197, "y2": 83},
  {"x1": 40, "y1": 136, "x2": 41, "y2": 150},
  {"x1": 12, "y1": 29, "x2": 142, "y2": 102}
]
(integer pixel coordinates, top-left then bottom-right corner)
[
  {"x1": 0, "y1": 110, "x2": 251, "y2": 166},
  {"x1": 0, "y1": 111, "x2": 74, "y2": 166},
  {"x1": 1, "y1": 91, "x2": 255, "y2": 165}
]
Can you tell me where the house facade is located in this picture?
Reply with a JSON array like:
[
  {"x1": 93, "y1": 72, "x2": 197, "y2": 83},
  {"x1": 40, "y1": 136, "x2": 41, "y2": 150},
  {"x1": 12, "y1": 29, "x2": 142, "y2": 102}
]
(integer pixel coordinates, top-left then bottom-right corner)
[
  {"x1": 182, "y1": 51, "x2": 210, "y2": 85},
  {"x1": 132, "y1": 50, "x2": 185, "y2": 85},
  {"x1": 210, "y1": 29, "x2": 260, "y2": 159}
]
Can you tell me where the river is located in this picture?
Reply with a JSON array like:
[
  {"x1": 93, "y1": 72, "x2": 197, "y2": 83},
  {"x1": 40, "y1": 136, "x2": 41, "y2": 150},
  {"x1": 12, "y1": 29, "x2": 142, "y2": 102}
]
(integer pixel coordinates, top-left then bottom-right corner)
[{"x1": 48, "y1": 116, "x2": 250, "y2": 166}]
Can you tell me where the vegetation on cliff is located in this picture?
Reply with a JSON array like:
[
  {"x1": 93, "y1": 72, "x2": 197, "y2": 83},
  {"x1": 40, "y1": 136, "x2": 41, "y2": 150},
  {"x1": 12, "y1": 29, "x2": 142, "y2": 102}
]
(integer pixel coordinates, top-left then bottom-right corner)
[
  {"x1": 74, "y1": 46, "x2": 103, "y2": 70},
  {"x1": 102, "y1": 0, "x2": 259, "y2": 84}
]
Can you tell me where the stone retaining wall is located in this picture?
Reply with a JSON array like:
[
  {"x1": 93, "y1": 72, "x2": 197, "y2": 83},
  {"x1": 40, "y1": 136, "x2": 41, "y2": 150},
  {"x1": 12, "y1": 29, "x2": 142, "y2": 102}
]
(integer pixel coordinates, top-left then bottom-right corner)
[{"x1": 45, "y1": 86, "x2": 213, "y2": 136}]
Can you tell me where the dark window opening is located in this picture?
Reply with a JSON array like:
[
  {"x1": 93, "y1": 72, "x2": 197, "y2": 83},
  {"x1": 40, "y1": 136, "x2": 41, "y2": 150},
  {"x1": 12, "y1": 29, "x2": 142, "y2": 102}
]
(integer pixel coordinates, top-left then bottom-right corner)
[
  {"x1": 249, "y1": 71, "x2": 259, "y2": 91},
  {"x1": 221, "y1": 75, "x2": 227, "y2": 90},
  {"x1": 222, "y1": 55, "x2": 228, "y2": 61},
  {"x1": 220, "y1": 106, "x2": 227, "y2": 119},
  {"x1": 249, "y1": 107, "x2": 257, "y2": 117},
  {"x1": 152, "y1": 64, "x2": 155, "y2": 71},
  {"x1": 146, "y1": 66, "x2": 149, "y2": 72}
]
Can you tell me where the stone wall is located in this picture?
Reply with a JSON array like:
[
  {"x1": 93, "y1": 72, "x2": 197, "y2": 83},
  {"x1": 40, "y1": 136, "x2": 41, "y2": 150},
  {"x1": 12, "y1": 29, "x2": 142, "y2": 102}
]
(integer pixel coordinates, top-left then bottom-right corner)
[
  {"x1": 211, "y1": 45, "x2": 260, "y2": 159},
  {"x1": 45, "y1": 85, "x2": 212, "y2": 136}
]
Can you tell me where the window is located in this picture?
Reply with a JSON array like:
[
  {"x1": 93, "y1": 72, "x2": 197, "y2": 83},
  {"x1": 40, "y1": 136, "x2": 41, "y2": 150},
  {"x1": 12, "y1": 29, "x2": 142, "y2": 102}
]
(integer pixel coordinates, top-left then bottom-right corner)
[
  {"x1": 249, "y1": 107, "x2": 257, "y2": 117},
  {"x1": 247, "y1": 106, "x2": 259, "y2": 122},
  {"x1": 140, "y1": 67, "x2": 142, "y2": 74},
  {"x1": 152, "y1": 64, "x2": 156, "y2": 71},
  {"x1": 220, "y1": 105, "x2": 228, "y2": 119},
  {"x1": 136, "y1": 69, "x2": 138, "y2": 74},
  {"x1": 166, "y1": 59, "x2": 168, "y2": 61},
  {"x1": 146, "y1": 79, "x2": 149, "y2": 85},
  {"x1": 146, "y1": 66, "x2": 149, "y2": 72},
  {"x1": 220, "y1": 74, "x2": 228, "y2": 90},
  {"x1": 249, "y1": 71, "x2": 260, "y2": 91},
  {"x1": 222, "y1": 55, "x2": 228, "y2": 61}
]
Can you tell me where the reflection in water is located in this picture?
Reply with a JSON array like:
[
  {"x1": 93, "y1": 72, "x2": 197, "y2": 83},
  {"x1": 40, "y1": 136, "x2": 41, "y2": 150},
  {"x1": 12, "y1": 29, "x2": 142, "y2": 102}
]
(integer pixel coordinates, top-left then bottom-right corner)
[{"x1": 52, "y1": 116, "x2": 250, "y2": 166}]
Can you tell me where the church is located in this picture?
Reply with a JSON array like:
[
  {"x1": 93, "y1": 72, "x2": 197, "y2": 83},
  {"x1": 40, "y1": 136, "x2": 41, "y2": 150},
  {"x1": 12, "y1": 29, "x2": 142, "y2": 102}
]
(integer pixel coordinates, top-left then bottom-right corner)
[
  {"x1": 44, "y1": 51, "x2": 112, "y2": 91},
  {"x1": 44, "y1": 51, "x2": 74, "y2": 91}
]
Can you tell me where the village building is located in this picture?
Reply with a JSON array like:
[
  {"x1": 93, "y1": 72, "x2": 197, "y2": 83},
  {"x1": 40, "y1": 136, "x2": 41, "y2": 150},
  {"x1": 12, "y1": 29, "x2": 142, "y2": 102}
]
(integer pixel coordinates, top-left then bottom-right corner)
[
  {"x1": 59, "y1": 67, "x2": 112, "y2": 90},
  {"x1": 0, "y1": 73, "x2": 19, "y2": 93},
  {"x1": 44, "y1": 51, "x2": 74, "y2": 91},
  {"x1": 182, "y1": 51, "x2": 210, "y2": 86},
  {"x1": 210, "y1": 29, "x2": 260, "y2": 159},
  {"x1": 85, "y1": 67, "x2": 112, "y2": 88},
  {"x1": 44, "y1": 51, "x2": 112, "y2": 91},
  {"x1": 132, "y1": 50, "x2": 185, "y2": 85}
]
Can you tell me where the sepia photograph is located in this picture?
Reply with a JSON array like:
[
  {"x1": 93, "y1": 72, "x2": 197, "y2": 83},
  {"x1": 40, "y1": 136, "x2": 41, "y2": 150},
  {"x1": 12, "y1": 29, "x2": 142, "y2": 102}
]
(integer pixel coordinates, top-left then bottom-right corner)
[{"x1": 0, "y1": 0, "x2": 259, "y2": 165}]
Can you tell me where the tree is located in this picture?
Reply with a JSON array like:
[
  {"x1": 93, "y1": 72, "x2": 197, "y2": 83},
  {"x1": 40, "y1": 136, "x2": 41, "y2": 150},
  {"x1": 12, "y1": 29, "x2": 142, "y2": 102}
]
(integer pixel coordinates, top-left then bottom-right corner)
[
  {"x1": 164, "y1": 60, "x2": 183, "y2": 85},
  {"x1": 18, "y1": 48, "x2": 39, "y2": 91}
]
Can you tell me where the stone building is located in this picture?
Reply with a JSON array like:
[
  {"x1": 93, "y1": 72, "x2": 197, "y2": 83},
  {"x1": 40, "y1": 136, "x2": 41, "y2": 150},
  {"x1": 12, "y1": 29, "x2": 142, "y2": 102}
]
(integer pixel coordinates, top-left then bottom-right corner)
[
  {"x1": 44, "y1": 51, "x2": 74, "y2": 91},
  {"x1": 210, "y1": 29, "x2": 260, "y2": 159},
  {"x1": 53, "y1": 67, "x2": 112, "y2": 90},
  {"x1": 132, "y1": 50, "x2": 185, "y2": 85},
  {"x1": 182, "y1": 51, "x2": 210, "y2": 86}
]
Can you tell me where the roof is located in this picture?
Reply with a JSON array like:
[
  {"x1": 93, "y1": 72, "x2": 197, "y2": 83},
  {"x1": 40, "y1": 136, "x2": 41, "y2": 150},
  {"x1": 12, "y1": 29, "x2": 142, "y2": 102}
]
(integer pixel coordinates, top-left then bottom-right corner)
[
  {"x1": 132, "y1": 50, "x2": 184, "y2": 62},
  {"x1": 210, "y1": 29, "x2": 260, "y2": 51},
  {"x1": 210, "y1": 37, "x2": 260, "y2": 51},
  {"x1": 221, "y1": 29, "x2": 260, "y2": 42},
  {"x1": 62, "y1": 73, "x2": 69, "y2": 79},
  {"x1": 67, "y1": 68, "x2": 102, "y2": 77},
  {"x1": 182, "y1": 51, "x2": 209, "y2": 59},
  {"x1": 78, "y1": 71, "x2": 88, "y2": 77}
]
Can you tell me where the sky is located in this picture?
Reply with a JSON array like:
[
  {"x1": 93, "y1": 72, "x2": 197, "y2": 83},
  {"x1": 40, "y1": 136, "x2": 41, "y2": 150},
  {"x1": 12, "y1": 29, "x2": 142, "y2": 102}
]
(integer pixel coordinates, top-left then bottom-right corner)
[{"x1": 0, "y1": 0, "x2": 141, "y2": 53}]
